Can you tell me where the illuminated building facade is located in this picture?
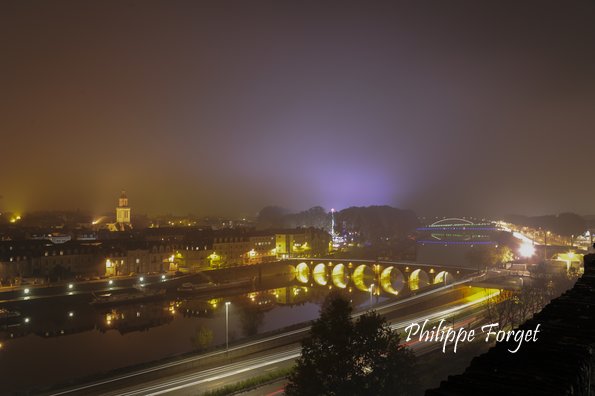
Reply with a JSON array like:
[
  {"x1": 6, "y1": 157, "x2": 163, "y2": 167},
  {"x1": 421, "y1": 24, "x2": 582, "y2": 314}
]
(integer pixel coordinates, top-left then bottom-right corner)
[
  {"x1": 104, "y1": 243, "x2": 166, "y2": 276},
  {"x1": 212, "y1": 236, "x2": 251, "y2": 267},
  {"x1": 108, "y1": 191, "x2": 132, "y2": 232},
  {"x1": 0, "y1": 240, "x2": 103, "y2": 283},
  {"x1": 275, "y1": 228, "x2": 331, "y2": 259},
  {"x1": 247, "y1": 233, "x2": 277, "y2": 264}
]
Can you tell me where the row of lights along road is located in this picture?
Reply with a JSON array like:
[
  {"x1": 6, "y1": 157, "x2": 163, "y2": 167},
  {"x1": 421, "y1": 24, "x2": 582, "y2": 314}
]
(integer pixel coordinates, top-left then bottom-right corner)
[
  {"x1": 17, "y1": 275, "x2": 170, "y2": 326},
  {"x1": 22, "y1": 274, "x2": 169, "y2": 295}
]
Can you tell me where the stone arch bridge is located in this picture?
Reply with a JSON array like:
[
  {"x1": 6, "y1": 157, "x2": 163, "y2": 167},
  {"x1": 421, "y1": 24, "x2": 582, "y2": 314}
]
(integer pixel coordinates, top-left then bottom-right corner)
[{"x1": 282, "y1": 259, "x2": 476, "y2": 296}]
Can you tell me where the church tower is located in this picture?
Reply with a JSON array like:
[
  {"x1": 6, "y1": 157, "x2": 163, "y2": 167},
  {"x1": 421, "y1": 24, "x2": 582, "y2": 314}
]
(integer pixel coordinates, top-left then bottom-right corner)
[{"x1": 115, "y1": 190, "x2": 132, "y2": 229}]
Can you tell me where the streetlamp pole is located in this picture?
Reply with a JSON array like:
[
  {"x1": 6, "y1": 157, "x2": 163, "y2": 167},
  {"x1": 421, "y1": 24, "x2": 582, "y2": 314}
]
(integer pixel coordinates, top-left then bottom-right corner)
[
  {"x1": 369, "y1": 283, "x2": 374, "y2": 307},
  {"x1": 225, "y1": 301, "x2": 230, "y2": 351}
]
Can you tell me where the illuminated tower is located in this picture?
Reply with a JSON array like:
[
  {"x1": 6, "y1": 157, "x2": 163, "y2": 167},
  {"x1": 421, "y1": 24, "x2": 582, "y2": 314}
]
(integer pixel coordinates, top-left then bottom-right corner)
[
  {"x1": 331, "y1": 208, "x2": 336, "y2": 237},
  {"x1": 329, "y1": 208, "x2": 344, "y2": 249},
  {"x1": 115, "y1": 190, "x2": 132, "y2": 229}
]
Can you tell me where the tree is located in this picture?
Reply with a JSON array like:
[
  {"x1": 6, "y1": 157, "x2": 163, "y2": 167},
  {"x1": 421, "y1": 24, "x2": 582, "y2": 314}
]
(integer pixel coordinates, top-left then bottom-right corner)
[
  {"x1": 337, "y1": 206, "x2": 419, "y2": 244},
  {"x1": 256, "y1": 205, "x2": 290, "y2": 229},
  {"x1": 484, "y1": 288, "x2": 515, "y2": 329},
  {"x1": 351, "y1": 312, "x2": 419, "y2": 396},
  {"x1": 239, "y1": 303, "x2": 265, "y2": 336},
  {"x1": 284, "y1": 206, "x2": 330, "y2": 230},
  {"x1": 286, "y1": 292, "x2": 419, "y2": 396},
  {"x1": 190, "y1": 325, "x2": 213, "y2": 351},
  {"x1": 466, "y1": 245, "x2": 513, "y2": 270}
]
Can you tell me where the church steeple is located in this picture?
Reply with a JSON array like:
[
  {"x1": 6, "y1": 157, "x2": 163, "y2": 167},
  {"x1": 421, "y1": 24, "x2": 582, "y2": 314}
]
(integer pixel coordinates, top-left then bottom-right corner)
[
  {"x1": 118, "y1": 190, "x2": 129, "y2": 208},
  {"x1": 115, "y1": 190, "x2": 132, "y2": 228}
]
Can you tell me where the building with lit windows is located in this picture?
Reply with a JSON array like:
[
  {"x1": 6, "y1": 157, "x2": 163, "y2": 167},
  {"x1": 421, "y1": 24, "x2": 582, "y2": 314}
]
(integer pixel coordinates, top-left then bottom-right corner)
[
  {"x1": 247, "y1": 233, "x2": 277, "y2": 264},
  {"x1": 275, "y1": 228, "x2": 331, "y2": 259},
  {"x1": 108, "y1": 191, "x2": 132, "y2": 232},
  {"x1": 212, "y1": 235, "x2": 251, "y2": 267},
  {"x1": 0, "y1": 240, "x2": 103, "y2": 284},
  {"x1": 103, "y1": 241, "x2": 175, "y2": 276}
]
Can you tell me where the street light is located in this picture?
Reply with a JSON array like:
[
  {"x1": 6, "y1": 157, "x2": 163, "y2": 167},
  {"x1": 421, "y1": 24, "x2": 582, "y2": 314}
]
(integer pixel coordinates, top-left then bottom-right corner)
[
  {"x1": 369, "y1": 283, "x2": 375, "y2": 307},
  {"x1": 519, "y1": 242, "x2": 535, "y2": 258},
  {"x1": 225, "y1": 302, "x2": 231, "y2": 351}
]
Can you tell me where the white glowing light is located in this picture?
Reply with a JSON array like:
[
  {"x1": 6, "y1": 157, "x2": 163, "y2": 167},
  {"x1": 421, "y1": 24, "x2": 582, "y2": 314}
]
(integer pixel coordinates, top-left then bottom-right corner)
[{"x1": 519, "y1": 242, "x2": 536, "y2": 258}]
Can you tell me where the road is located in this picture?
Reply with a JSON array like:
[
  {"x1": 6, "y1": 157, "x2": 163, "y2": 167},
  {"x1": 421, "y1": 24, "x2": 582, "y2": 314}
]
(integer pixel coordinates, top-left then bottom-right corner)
[
  {"x1": 103, "y1": 349, "x2": 299, "y2": 396},
  {"x1": 45, "y1": 276, "x2": 491, "y2": 396}
]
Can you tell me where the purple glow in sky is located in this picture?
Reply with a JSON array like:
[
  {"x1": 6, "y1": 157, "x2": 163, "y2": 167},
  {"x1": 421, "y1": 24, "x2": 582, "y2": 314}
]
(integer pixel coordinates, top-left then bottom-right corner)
[{"x1": 2, "y1": 1, "x2": 595, "y2": 216}]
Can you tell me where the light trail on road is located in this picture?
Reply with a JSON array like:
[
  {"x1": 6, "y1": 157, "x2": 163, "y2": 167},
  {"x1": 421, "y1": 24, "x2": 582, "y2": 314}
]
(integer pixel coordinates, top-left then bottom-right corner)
[
  {"x1": 108, "y1": 349, "x2": 301, "y2": 396},
  {"x1": 48, "y1": 275, "x2": 489, "y2": 396},
  {"x1": 91, "y1": 288, "x2": 494, "y2": 395}
]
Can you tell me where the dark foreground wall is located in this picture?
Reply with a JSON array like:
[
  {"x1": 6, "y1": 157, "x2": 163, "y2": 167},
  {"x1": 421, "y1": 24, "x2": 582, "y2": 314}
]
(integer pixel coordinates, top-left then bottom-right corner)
[{"x1": 426, "y1": 255, "x2": 595, "y2": 396}]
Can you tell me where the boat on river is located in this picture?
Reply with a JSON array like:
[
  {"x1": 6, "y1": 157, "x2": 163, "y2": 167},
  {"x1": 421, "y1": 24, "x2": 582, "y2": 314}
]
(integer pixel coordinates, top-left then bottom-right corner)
[
  {"x1": 176, "y1": 278, "x2": 252, "y2": 294},
  {"x1": 0, "y1": 308, "x2": 21, "y2": 325},
  {"x1": 177, "y1": 282, "x2": 215, "y2": 294},
  {"x1": 90, "y1": 287, "x2": 166, "y2": 307},
  {"x1": 217, "y1": 278, "x2": 252, "y2": 290}
]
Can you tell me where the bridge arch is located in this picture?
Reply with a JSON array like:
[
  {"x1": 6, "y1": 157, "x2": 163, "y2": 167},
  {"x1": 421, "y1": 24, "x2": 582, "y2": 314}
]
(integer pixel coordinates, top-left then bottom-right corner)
[
  {"x1": 352, "y1": 264, "x2": 375, "y2": 292},
  {"x1": 295, "y1": 262, "x2": 310, "y2": 284},
  {"x1": 430, "y1": 218, "x2": 474, "y2": 227},
  {"x1": 380, "y1": 266, "x2": 405, "y2": 295},
  {"x1": 286, "y1": 264, "x2": 297, "y2": 282},
  {"x1": 433, "y1": 270, "x2": 455, "y2": 285},
  {"x1": 408, "y1": 269, "x2": 430, "y2": 290},
  {"x1": 312, "y1": 263, "x2": 328, "y2": 286},
  {"x1": 331, "y1": 263, "x2": 349, "y2": 289}
]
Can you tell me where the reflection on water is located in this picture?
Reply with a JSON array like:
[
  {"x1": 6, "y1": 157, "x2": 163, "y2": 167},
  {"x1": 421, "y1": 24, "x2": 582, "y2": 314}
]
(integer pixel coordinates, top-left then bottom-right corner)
[
  {"x1": 190, "y1": 325, "x2": 213, "y2": 351},
  {"x1": 0, "y1": 252, "x2": 471, "y2": 393},
  {"x1": 0, "y1": 275, "x2": 392, "y2": 393},
  {"x1": 239, "y1": 299, "x2": 266, "y2": 336},
  {"x1": 97, "y1": 304, "x2": 174, "y2": 334}
]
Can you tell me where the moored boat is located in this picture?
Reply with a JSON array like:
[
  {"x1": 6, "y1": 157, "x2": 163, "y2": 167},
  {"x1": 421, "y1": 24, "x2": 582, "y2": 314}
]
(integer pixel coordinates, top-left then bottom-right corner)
[
  {"x1": 91, "y1": 288, "x2": 166, "y2": 307},
  {"x1": 0, "y1": 308, "x2": 21, "y2": 325},
  {"x1": 176, "y1": 282, "x2": 215, "y2": 294},
  {"x1": 0, "y1": 308, "x2": 20, "y2": 320}
]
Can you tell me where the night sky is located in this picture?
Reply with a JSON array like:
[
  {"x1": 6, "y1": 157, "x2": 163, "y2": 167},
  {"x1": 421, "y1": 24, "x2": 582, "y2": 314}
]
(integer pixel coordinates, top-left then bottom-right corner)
[{"x1": 2, "y1": 1, "x2": 595, "y2": 217}]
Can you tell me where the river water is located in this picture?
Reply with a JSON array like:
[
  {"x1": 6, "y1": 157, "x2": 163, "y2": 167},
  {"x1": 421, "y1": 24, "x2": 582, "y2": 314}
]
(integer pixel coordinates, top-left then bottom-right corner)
[
  {"x1": 0, "y1": 274, "x2": 394, "y2": 393},
  {"x1": 0, "y1": 238, "x2": 490, "y2": 394}
]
